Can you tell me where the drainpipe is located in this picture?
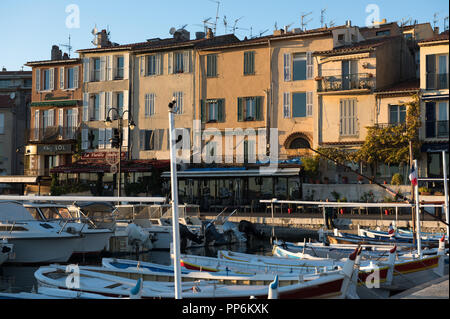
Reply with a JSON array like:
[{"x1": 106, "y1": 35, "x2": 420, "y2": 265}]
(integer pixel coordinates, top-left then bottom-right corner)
[{"x1": 267, "y1": 38, "x2": 273, "y2": 157}]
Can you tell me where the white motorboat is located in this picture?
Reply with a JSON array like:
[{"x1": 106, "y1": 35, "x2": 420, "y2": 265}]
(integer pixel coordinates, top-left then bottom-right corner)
[
  {"x1": 0, "y1": 201, "x2": 80, "y2": 264},
  {"x1": 23, "y1": 203, "x2": 113, "y2": 255}
]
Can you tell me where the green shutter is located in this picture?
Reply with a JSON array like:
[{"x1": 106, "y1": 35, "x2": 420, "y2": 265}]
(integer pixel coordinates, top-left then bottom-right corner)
[
  {"x1": 250, "y1": 52, "x2": 254, "y2": 74},
  {"x1": 237, "y1": 98, "x2": 243, "y2": 122},
  {"x1": 201, "y1": 100, "x2": 206, "y2": 123},
  {"x1": 255, "y1": 96, "x2": 263, "y2": 121},
  {"x1": 218, "y1": 99, "x2": 225, "y2": 122}
]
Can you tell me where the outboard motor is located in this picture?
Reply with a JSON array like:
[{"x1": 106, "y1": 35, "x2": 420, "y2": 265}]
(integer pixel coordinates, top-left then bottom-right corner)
[
  {"x1": 126, "y1": 223, "x2": 153, "y2": 251},
  {"x1": 238, "y1": 220, "x2": 265, "y2": 240},
  {"x1": 204, "y1": 222, "x2": 227, "y2": 245},
  {"x1": 179, "y1": 224, "x2": 204, "y2": 246},
  {"x1": 222, "y1": 221, "x2": 247, "y2": 243}
]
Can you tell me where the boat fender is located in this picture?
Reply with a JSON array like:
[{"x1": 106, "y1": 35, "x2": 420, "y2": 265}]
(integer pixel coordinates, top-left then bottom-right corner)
[
  {"x1": 1, "y1": 246, "x2": 11, "y2": 253},
  {"x1": 268, "y1": 275, "x2": 279, "y2": 299},
  {"x1": 66, "y1": 227, "x2": 78, "y2": 235},
  {"x1": 434, "y1": 235, "x2": 446, "y2": 277},
  {"x1": 130, "y1": 278, "x2": 143, "y2": 299}
]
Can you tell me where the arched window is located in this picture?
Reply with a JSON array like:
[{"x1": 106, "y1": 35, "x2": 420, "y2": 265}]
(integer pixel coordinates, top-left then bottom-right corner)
[{"x1": 288, "y1": 137, "x2": 311, "y2": 149}]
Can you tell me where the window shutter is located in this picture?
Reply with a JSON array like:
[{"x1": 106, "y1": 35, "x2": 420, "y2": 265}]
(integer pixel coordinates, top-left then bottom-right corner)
[
  {"x1": 183, "y1": 51, "x2": 190, "y2": 73},
  {"x1": 284, "y1": 53, "x2": 291, "y2": 81},
  {"x1": 49, "y1": 68, "x2": 55, "y2": 90},
  {"x1": 81, "y1": 128, "x2": 88, "y2": 150},
  {"x1": 60, "y1": 67, "x2": 65, "y2": 89},
  {"x1": 123, "y1": 91, "x2": 129, "y2": 119},
  {"x1": 255, "y1": 96, "x2": 263, "y2": 121},
  {"x1": 105, "y1": 128, "x2": 112, "y2": 149},
  {"x1": 283, "y1": 93, "x2": 291, "y2": 118},
  {"x1": 158, "y1": 129, "x2": 165, "y2": 150},
  {"x1": 306, "y1": 92, "x2": 313, "y2": 117},
  {"x1": 106, "y1": 92, "x2": 112, "y2": 120},
  {"x1": 122, "y1": 127, "x2": 129, "y2": 148},
  {"x1": 34, "y1": 110, "x2": 40, "y2": 140},
  {"x1": 140, "y1": 56, "x2": 145, "y2": 77},
  {"x1": 83, "y1": 93, "x2": 89, "y2": 122},
  {"x1": 139, "y1": 130, "x2": 145, "y2": 150},
  {"x1": 157, "y1": 54, "x2": 163, "y2": 75},
  {"x1": 237, "y1": 98, "x2": 244, "y2": 121},
  {"x1": 58, "y1": 109, "x2": 64, "y2": 135},
  {"x1": 48, "y1": 109, "x2": 54, "y2": 126},
  {"x1": 218, "y1": 99, "x2": 225, "y2": 122},
  {"x1": 99, "y1": 92, "x2": 106, "y2": 120},
  {"x1": 168, "y1": 52, "x2": 173, "y2": 74},
  {"x1": 36, "y1": 69, "x2": 41, "y2": 92},
  {"x1": 98, "y1": 128, "x2": 105, "y2": 149},
  {"x1": 123, "y1": 54, "x2": 129, "y2": 80},
  {"x1": 306, "y1": 52, "x2": 313, "y2": 79},
  {"x1": 201, "y1": 100, "x2": 206, "y2": 123},
  {"x1": 83, "y1": 58, "x2": 90, "y2": 82},
  {"x1": 100, "y1": 56, "x2": 106, "y2": 81},
  {"x1": 74, "y1": 66, "x2": 79, "y2": 89},
  {"x1": 72, "y1": 108, "x2": 78, "y2": 127},
  {"x1": 144, "y1": 93, "x2": 149, "y2": 118},
  {"x1": 107, "y1": 56, "x2": 113, "y2": 81}
]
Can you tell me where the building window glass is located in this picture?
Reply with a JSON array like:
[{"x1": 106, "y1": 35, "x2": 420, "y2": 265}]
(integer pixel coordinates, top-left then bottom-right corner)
[
  {"x1": 0, "y1": 113, "x2": 4, "y2": 134},
  {"x1": 237, "y1": 97, "x2": 263, "y2": 121},
  {"x1": 389, "y1": 105, "x2": 406, "y2": 124},
  {"x1": 93, "y1": 58, "x2": 101, "y2": 81},
  {"x1": 43, "y1": 69, "x2": 50, "y2": 90},
  {"x1": 67, "y1": 68, "x2": 74, "y2": 89},
  {"x1": 292, "y1": 93, "x2": 307, "y2": 118},
  {"x1": 174, "y1": 52, "x2": 184, "y2": 73},
  {"x1": 293, "y1": 53, "x2": 307, "y2": 81},
  {"x1": 145, "y1": 93, "x2": 155, "y2": 118},
  {"x1": 116, "y1": 56, "x2": 124, "y2": 79},
  {"x1": 116, "y1": 92, "x2": 124, "y2": 115},
  {"x1": 92, "y1": 93, "x2": 100, "y2": 121}
]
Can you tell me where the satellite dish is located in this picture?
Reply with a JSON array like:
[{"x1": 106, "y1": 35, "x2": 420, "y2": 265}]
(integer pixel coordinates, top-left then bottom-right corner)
[
  {"x1": 91, "y1": 25, "x2": 98, "y2": 35},
  {"x1": 10, "y1": 92, "x2": 15, "y2": 100},
  {"x1": 169, "y1": 27, "x2": 177, "y2": 35}
]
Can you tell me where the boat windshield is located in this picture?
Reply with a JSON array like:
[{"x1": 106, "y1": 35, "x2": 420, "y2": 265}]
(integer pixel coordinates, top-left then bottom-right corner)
[
  {"x1": 40, "y1": 207, "x2": 72, "y2": 220},
  {"x1": 25, "y1": 207, "x2": 44, "y2": 221}
]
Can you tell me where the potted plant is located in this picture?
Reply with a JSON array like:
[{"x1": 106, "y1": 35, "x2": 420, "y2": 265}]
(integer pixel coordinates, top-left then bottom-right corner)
[
  {"x1": 315, "y1": 76, "x2": 324, "y2": 81},
  {"x1": 391, "y1": 173, "x2": 403, "y2": 186},
  {"x1": 418, "y1": 187, "x2": 431, "y2": 195},
  {"x1": 434, "y1": 191, "x2": 444, "y2": 196}
]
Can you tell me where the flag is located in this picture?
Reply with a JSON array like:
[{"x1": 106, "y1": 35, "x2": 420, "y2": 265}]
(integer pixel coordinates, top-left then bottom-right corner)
[{"x1": 409, "y1": 164, "x2": 418, "y2": 186}]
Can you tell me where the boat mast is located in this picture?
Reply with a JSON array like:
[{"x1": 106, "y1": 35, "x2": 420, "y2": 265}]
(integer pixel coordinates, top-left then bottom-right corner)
[
  {"x1": 414, "y1": 159, "x2": 422, "y2": 256},
  {"x1": 168, "y1": 98, "x2": 182, "y2": 299},
  {"x1": 443, "y1": 151, "x2": 449, "y2": 239}
]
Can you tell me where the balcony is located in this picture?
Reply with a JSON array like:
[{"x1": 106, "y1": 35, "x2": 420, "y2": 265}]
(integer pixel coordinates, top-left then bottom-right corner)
[
  {"x1": 317, "y1": 73, "x2": 375, "y2": 93},
  {"x1": 28, "y1": 126, "x2": 79, "y2": 142},
  {"x1": 373, "y1": 123, "x2": 407, "y2": 131},
  {"x1": 425, "y1": 121, "x2": 449, "y2": 139},
  {"x1": 426, "y1": 73, "x2": 449, "y2": 90}
]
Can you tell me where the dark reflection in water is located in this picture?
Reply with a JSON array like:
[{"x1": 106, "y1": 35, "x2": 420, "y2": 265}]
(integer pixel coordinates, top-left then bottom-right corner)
[{"x1": 0, "y1": 239, "x2": 275, "y2": 294}]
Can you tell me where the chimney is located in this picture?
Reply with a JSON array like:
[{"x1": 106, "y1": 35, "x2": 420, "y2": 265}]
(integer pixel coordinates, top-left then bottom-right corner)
[
  {"x1": 1, "y1": 67, "x2": 6, "y2": 72},
  {"x1": 63, "y1": 53, "x2": 69, "y2": 60},
  {"x1": 434, "y1": 26, "x2": 440, "y2": 35},
  {"x1": 273, "y1": 29, "x2": 285, "y2": 36},
  {"x1": 206, "y1": 28, "x2": 214, "y2": 39},
  {"x1": 346, "y1": 20, "x2": 352, "y2": 27},
  {"x1": 97, "y1": 29, "x2": 111, "y2": 48},
  {"x1": 51, "y1": 45, "x2": 62, "y2": 60},
  {"x1": 195, "y1": 32, "x2": 206, "y2": 40}
]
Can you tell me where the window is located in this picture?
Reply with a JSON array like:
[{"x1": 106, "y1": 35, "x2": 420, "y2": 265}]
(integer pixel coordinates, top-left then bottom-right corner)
[
  {"x1": 43, "y1": 69, "x2": 50, "y2": 90},
  {"x1": 201, "y1": 99, "x2": 225, "y2": 123},
  {"x1": 292, "y1": 93, "x2": 307, "y2": 118},
  {"x1": 140, "y1": 129, "x2": 164, "y2": 150},
  {"x1": 237, "y1": 97, "x2": 263, "y2": 121},
  {"x1": 340, "y1": 99, "x2": 358, "y2": 136},
  {"x1": 93, "y1": 58, "x2": 101, "y2": 81},
  {"x1": 425, "y1": 101, "x2": 449, "y2": 138},
  {"x1": 0, "y1": 113, "x2": 4, "y2": 134},
  {"x1": 293, "y1": 53, "x2": 307, "y2": 81},
  {"x1": 388, "y1": 105, "x2": 406, "y2": 125},
  {"x1": 42, "y1": 110, "x2": 54, "y2": 129},
  {"x1": 116, "y1": 92, "x2": 124, "y2": 115},
  {"x1": 145, "y1": 93, "x2": 155, "y2": 118},
  {"x1": 173, "y1": 92, "x2": 183, "y2": 114},
  {"x1": 426, "y1": 54, "x2": 448, "y2": 89},
  {"x1": 244, "y1": 51, "x2": 255, "y2": 75},
  {"x1": 147, "y1": 55, "x2": 157, "y2": 76},
  {"x1": 174, "y1": 52, "x2": 184, "y2": 73},
  {"x1": 116, "y1": 56, "x2": 124, "y2": 79},
  {"x1": 0, "y1": 80, "x2": 11, "y2": 88},
  {"x1": 91, "y1": 93, "x2": 100, "y2": 121},
  {"x1": 288, "y1": 137, "x2": 311, "y2": 149},
  {"x1": 338, "y1": 34, "x2": 345, "y2": 41},
  {"x1": 65, "y1": 108, "x2": 78, "y2": 138},
  {"x1": 283, "y1": 92, "x2": 291, "y2": 118},
  {"x1": 207, "y1": 54, "x2": 218, "y2": 77},
  {"x1": 376, "y1": 30, "x2": 391, "y2": 36},
  {"x1": 67, "y1": 68, "x2": 74, "y2": 89}
]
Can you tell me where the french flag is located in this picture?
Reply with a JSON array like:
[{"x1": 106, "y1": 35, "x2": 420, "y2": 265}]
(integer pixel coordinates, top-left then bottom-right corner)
[{"x1": 409, "y1": 164, "x2": 418, "y2": 186}]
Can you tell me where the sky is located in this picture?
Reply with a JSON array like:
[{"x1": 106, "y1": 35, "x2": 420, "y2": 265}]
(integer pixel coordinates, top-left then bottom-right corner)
[{"x1": 0, "y1": 0, "x2": 449, "y2": 71}]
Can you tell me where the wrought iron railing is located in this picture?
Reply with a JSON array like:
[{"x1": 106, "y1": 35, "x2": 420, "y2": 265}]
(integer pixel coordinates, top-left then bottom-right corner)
[
  {"x1": 425, "y1": 120, "x2": 449, "y2": 138},
  {"x1": 426, "y1": 73, "x2": 449, "y2": 90},
  {"x1": 28, "y1": 126, "x2": 79, "y2": 142},
  {"x1": 318, "y1": 73, "x2": 375, "y2": 92},
  {"x1": 373, "y1": 123, "x2": 407, "y2": 131}
]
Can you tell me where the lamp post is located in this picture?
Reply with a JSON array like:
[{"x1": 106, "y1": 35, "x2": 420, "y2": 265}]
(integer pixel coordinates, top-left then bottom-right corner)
[{"x1": 105, "y1": 108, "x2": 135, "y2": 200}]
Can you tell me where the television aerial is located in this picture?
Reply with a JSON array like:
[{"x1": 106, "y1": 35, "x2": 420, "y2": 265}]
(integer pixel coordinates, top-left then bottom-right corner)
[{"x1": 59, "y1": 34, "x2": 73, "y2": 57}]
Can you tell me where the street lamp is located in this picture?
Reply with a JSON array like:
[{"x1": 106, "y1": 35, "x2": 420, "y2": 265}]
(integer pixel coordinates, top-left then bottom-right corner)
[{"x1": 104, "y1": 108, "x2": 136, "y2": 199}]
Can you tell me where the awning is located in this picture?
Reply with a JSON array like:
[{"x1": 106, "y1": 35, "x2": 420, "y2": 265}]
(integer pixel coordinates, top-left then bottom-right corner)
[
  {"x1": 50, "y1": 159, "x2": 170, "y2": 174},
  {"x1": 421, "y1": 94, "x2": 449, "y2": 101},
  {"x1": 161, "y1": 167, "x2": 301, "y2": 178},
  {"x1": 0, "y1": 176, "x2": 39, "y2": 183},
  {"x1": 421, "y1": 143, "x2": 449, "y2": 153}
]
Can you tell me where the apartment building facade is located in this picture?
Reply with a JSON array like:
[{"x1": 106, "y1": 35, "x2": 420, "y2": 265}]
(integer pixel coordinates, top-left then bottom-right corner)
[
  {"x1": 0, "y1": 69, "x2": 32, "y2": 193},
  {"x1": 24, "y1": 47, "x2": 82, "y2": 189},
  {"x1": 418, "y1": 31, "x2": 449, "y2": 182}
]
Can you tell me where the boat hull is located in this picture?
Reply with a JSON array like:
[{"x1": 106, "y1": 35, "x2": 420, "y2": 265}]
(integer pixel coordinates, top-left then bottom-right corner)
[{"x1": 73, "y1": 231, "x2": 113, "y2": 254}]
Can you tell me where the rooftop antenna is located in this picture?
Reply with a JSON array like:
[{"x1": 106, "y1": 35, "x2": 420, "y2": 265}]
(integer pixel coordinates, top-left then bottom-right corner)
[
  {"x1": 208, "y1": 0, "x2": 221, "y2": 35},
  {"x1": 259, "y1": 29, "x2": 269, "y2": 37},
  {"x1": 320, "y1": 8, "x2": 327, "y2": 28},
  {"x1": 201, "y1": 17, "x2": 213, "y2": 34},
  {"x1": 329, "y1": 20, "x2": 335, "y2": 28},
  {"x1": 232, "y1": 16, "x2": 244, "y2": 34},
  {"x1": 444, "y1": 16, "x2": 449, "y2": 31},
  {"x1": 433, "y1": 12, "x2": 439, "y2": 29},
  {"x1": 301, "y1": 11, "x2": 313, "y2": 31},
  {"x1": 223, "y1": 15, "x2": 228, "y2": 33},
  {"x1": 284, "y1": 22, "x2": 295, "y2": 33},
  {"x1": 59, "y1": 34, "x2": 73, "y2": 58},
  {"x1": 274, "y1": 21, "x2": 278, "y2": 31},
  {"x1": 180, "y1": 24, "x2": 188, "y2": 30}
]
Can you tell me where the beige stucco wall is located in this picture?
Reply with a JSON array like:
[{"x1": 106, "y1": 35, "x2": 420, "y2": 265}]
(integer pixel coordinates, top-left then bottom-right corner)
[
  {"x1": 419, "y1": 42, "x2": 449, "y2": 90},
  {"x1": 375, "y1": 94, "x2": 416, "y2": 125},
  {"x1": 132, "y1": 49, "x2": 196, "y2": 161}
]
